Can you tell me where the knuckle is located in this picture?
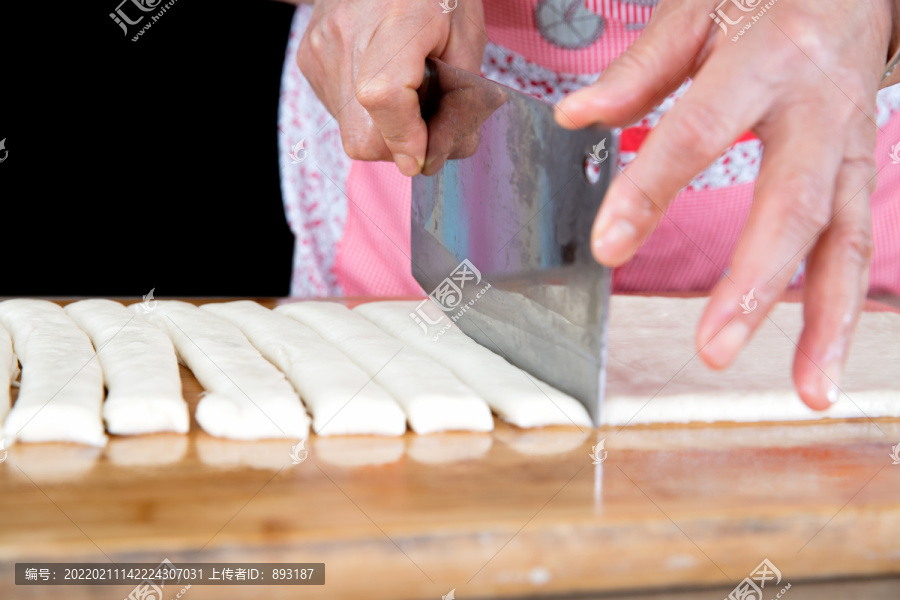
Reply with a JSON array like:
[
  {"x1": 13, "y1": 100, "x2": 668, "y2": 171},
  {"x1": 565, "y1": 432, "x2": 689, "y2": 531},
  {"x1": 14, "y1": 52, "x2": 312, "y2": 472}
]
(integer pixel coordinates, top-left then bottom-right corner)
[
  {"x1": 456, "y1": 135, "x2": 480, "y2": 159},
  {"x1": 377, "y1": 12, "x2": 409, "y2": 35},
  {"x1": 297, "y1": 24, "x2": 332, "y2": 76},
  {"x1": 611, "y1": 48, "x2": 660, "y2": 80},
  {"x1": 381, "y1": 131, "x2": 411, "y2": 146},
  {"x1": 773, "y1": 20, "x2": 830, "y2": 66},
  {"x1": 773, "y1": 170, "x2": 831, "y2": 232},
  {"x1": 340, "y1": 130, "x2": 381, "y2": 162},
  {"x1": 865, "y1": 172, "x2": 879, "y2": 197},
  {"x1": 665, "y1": 106, "x2": 732, "y2": 168},
  {"x1": 613, "y1": 194, "x2": 662, "y2": 235},
  {"x1": 296, "y1": 41, "x2": 315, "y2": 75},
  {"x1": 838, "y1": 83, "x2": 872, "y2": 115},
  {"x1": 321, "y1": 11, "x2": 346, "y2": 39},
  {"x1": 341, "y1": 138, "x2": 368, "y2": 161},
  {"x1": 821, "y1": 69, "x2": 872, "y2": 114},
  {"x1": 340, "y1": 131, "x2": 367, "y2": 160},
  {"x1": 846, "y1": 156, "x2": 879, "y2": 196},
  {"x1": 829, "y1": 221, "x2": 873, "y2": 266},
  {"x1": 306, "y1": 27, "x2": 327, "y2": 54},
  {"x1": 355, "y1": 80, "x2": 394, "y2": 112},
  {"x1": 842, "y1": 148, "x2": 878, "y2": 174}
]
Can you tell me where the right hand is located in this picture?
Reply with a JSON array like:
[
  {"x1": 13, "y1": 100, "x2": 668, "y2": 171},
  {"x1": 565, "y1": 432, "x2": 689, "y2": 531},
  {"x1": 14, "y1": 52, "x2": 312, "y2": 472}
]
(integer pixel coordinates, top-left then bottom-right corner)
[{"x1": 297, "y1": 0, "x2": 487, "y2": 176}]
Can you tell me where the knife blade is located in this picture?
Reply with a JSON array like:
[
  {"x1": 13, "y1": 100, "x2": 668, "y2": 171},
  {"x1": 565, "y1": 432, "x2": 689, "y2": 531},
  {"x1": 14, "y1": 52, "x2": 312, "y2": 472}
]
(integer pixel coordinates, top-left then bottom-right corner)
[{"x1": 410, "y1": 58, "x2": 617, "y2": 426}]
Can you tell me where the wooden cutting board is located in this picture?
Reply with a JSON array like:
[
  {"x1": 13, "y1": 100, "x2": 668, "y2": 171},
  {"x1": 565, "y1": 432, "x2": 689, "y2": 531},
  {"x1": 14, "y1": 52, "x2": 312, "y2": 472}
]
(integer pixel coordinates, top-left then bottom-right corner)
[{"x1": 1, "y1": 297, "x2": 898, "y2": 600}]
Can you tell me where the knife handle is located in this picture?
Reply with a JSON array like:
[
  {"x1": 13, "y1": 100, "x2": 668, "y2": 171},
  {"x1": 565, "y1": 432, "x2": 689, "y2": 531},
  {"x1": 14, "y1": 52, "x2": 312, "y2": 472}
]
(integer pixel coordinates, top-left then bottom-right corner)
[{"x1": 417, "y1": 58, "x2": 439, "y2": 123}]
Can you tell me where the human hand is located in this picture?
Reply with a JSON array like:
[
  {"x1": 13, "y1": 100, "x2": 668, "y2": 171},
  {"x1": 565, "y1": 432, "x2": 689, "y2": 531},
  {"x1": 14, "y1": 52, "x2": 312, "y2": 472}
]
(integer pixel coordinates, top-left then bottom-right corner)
[
  {"x1": 416, "y1": 58, "x2": 508, "y2": 175},
  {"x1": 297, "y1": 0, "x2": 486, "y2": 176},
  {"x1": 555, "y1": 0, "x2": 897, "y2": 409}
]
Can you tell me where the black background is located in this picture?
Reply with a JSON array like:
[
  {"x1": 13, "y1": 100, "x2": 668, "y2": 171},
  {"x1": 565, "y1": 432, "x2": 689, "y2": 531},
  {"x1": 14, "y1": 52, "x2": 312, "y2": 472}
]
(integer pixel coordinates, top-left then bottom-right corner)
[{"x1": 0, "y1": 0, "x2": 298, "y2": 297}]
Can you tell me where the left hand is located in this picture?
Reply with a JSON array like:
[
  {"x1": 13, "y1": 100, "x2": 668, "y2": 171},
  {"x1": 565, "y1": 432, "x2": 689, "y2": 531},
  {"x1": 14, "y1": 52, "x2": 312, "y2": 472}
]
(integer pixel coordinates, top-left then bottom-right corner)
[{"x1": 555, "y1": 0, "x2": 896, "y2": 409}]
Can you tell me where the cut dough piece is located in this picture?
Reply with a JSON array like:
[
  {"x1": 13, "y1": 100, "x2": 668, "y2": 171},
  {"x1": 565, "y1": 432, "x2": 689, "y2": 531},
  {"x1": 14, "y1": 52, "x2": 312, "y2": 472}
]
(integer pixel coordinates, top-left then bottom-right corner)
[
  {"x1": 201, "y1": 301, "x2": 406, "y2": 436},
  {"x1": 0, "y1": 323, "x2": 15, "y2": 427},
  {"x1": 0, "y1": 299, "x2": 106, "y2": 446},
  {"x1": 138, "y1": 301, "x2": 310, "y2": 440},
  {"x1": 277, "y1": 302, "x2": 494, "y2": 434},
  {"x1": 603, "y1": 296, "x2": 900, "y2": 425},
  {"x1": 65, "y1": 299, "x2": 189, "y2": 435},
  {"x1": 355, "y1": 301, "x2": 592, "y2": 428}
]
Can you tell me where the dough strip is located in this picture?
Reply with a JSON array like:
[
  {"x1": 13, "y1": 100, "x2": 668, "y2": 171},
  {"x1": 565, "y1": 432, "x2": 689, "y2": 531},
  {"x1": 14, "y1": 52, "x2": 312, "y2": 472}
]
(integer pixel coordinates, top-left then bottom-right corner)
[
  {"x1": 66, "y1": 299, "x2": 189, "y2": 435},
  {"x1": 0, "y1": 299, "x2": 106, "y2": 446},
  {"x1": 355, "y1": 300, "x2": 592, "y2": 428},
  {"x1": 277, "y1": 302, "x2": 493, "y2": 434},
  {"x1": 202, "y1": 301, "x2": 406, "y2": 436},
  {"x1": 140, "y1": 301, "x2": 309, "y2": 440}
]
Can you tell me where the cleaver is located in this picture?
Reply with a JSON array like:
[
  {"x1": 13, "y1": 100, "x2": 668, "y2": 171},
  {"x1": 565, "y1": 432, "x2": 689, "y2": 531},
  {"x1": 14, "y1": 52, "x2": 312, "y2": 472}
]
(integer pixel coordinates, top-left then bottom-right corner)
[{"x1": 411, "y1": 58, "x2": 617, "y2": 426}]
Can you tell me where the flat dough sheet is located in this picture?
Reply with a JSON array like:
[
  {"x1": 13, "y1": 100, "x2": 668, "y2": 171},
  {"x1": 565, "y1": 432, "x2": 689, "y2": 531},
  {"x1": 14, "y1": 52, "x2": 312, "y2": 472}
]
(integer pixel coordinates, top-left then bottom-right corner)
[{"x1": 603, "y1": 296, "x2": 900, "y2": 425}]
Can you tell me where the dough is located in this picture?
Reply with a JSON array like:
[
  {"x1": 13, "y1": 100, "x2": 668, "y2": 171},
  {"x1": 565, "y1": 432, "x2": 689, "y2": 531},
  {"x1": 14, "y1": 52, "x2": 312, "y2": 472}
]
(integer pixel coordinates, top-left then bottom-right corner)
[
  {"x1": 201, "y1": 301, "x2": 406, "y2": 436},
  {"x1": 65, "y1": 299, "x2": 189, "y2": 435},
  {"x1": 0, "y1": 299, "x2": 106, "y2": 446},
  {"x1": 602, "y1": 296, "x2": 900, "y2": 425},
  {"x1": 0, "y1": 323, "x2": 15, "y2": 427},
  {"x1": 276, "y1": 302, "x2": 494, "y2": 434},
  {"x1": 354, "y1": 301, "x2": 592, "y2": 428},
  {"x1": 139, "y1": 301, "x2": 310, "y2": 440}
]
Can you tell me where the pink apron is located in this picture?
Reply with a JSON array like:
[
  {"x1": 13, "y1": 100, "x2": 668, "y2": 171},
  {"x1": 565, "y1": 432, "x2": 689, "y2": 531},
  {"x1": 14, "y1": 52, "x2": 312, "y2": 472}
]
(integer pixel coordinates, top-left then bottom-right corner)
[{"x1": 278, "y1": 1, "x2": 900, "y2": 298}]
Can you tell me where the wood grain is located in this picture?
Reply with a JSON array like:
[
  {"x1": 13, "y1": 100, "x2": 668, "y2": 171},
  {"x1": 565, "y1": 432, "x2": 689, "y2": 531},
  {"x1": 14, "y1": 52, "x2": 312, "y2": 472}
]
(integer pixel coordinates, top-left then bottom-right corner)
[{"x1": 0, "y1": 297, "x2": 898, "y2": 600}]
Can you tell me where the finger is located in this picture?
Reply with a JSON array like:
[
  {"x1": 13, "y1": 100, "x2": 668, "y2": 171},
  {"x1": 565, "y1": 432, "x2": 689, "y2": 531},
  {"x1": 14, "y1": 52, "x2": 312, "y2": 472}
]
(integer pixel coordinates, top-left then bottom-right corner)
[
  {"x1": 421, "y1": 84, "x2": 478, "y2": 175},
  {"x1": 555, "y1": 0, "x2": 713, "y2": 129},
  {"x1": 356, "y1": 18, "x2": 441, "y2": 176},
  {"x1": 336, "y1": 100, "x2": 393, "y2": 162},
  {"x1": 422, "y1": 132, "x2": 478, "y2": 176},
  {"x1": 422, "y1": 73, "x2": 503, "y2": 175},
  {"x1": 696, "y1": 107, "x2": 846, "y2": 371},
  {"x1": 792, "y1": 151, "x2": 876, "y2": 410},
  {"x1": 590, "y1": 47, "x2": 770, "y2": 267},
  {"x1": 417, "y1": 8, "x2": 488, "y2": 175},
  {"x1": 438, "y1": 4, "x2": 486, "y2": 75},
  {"x1": 298, "y1": 22, "x2": 391, "y2": 162}
]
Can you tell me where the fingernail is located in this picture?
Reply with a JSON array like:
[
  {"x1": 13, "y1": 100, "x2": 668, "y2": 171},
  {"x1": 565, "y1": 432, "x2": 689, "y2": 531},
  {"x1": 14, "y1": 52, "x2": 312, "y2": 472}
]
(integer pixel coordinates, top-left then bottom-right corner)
[
  {"x1": 593, "y1": 219, "x2": 636, "y2": 262},
  {"x1": 703, "y1": 319, "x2": 751, "y2": 369},
  {"x1": 424, "y1": 153, "x2": 449, "y2": 173},
  {"x1": 394, "y1": 154, "x2": 421, "y2": 177}
]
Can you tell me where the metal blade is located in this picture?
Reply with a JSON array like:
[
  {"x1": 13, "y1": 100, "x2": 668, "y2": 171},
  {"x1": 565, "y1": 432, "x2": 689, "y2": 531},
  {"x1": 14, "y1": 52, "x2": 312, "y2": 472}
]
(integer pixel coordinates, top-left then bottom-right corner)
[{"x1": 411, "y1": 58, "x2": 617, "y2": 426}]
